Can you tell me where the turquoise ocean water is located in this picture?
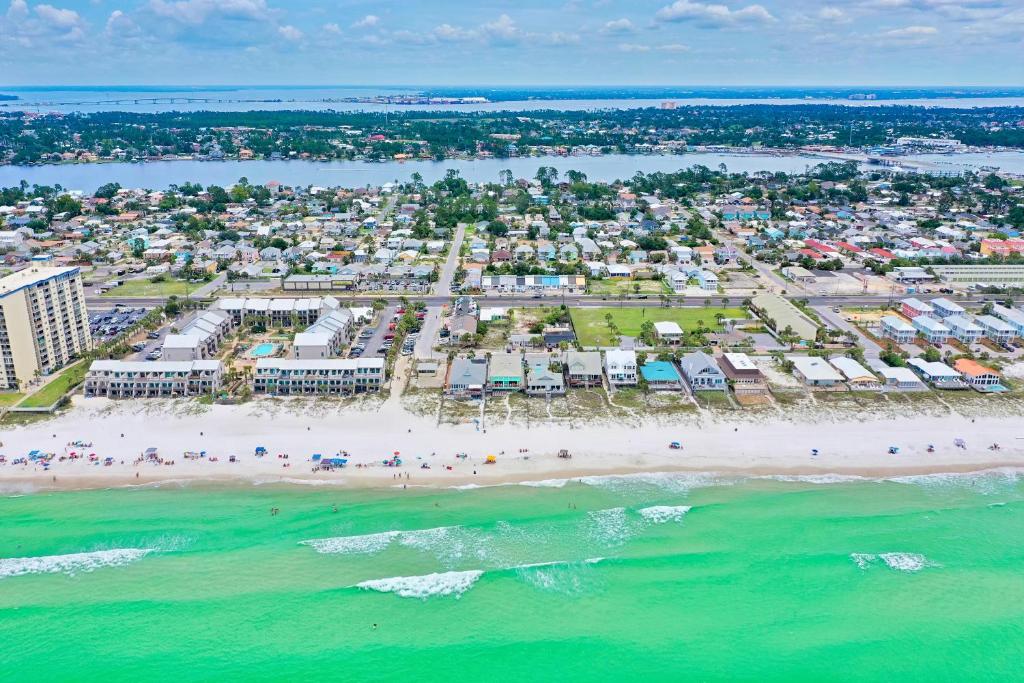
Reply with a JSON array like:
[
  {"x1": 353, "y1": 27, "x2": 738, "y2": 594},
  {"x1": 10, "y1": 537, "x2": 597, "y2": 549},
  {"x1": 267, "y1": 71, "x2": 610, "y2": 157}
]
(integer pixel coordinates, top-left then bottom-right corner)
[{"x1": 1, "y1": 471, "x2": 1023, "y2": 681}]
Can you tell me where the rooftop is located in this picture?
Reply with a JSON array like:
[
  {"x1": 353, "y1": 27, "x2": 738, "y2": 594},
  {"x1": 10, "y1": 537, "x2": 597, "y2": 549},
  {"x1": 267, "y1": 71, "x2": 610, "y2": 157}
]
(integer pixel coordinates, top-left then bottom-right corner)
[{"x1": 0, "y1": 266, "x2": 79, "y2": 298}]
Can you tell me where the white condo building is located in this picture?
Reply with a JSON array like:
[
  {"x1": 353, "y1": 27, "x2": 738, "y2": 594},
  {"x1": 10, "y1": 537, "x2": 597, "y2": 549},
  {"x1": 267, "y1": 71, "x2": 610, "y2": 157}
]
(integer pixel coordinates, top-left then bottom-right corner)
[{"x1": 0, "y1": 267, "x2": 92, "y2": 390}]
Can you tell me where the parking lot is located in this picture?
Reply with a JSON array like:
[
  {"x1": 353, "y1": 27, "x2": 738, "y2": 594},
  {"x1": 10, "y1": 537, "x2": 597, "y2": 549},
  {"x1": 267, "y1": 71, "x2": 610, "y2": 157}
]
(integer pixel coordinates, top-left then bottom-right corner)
[
  {"x1": 347, "y1": 305, "x2": 427, "y2": 359},
  {"x1": 88, "y1": 305, "x2": 149, "y2": 343}
]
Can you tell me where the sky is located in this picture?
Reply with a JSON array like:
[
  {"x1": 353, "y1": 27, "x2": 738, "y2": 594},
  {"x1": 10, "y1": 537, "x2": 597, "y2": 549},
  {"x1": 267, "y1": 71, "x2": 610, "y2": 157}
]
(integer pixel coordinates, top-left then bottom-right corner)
[{"x1": 1, "y1": 0, "x2": 1022, "y2": 86}]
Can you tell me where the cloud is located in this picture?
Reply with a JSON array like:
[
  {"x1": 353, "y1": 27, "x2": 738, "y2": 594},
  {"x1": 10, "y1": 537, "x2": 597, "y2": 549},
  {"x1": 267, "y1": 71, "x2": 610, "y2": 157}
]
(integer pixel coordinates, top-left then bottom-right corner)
[
  {"x1": 619, "y1": 41, "x2": 690, "y2": 52},
  {"x1": 34, "y1": 3, "x2": 80, "y2": 28},
  {"x1": 428, "y1": 14, "x2": 576, "y2": 47},
  {"x1": 2, "y1": 0, "x2": 87, "y2": 45},
  {"x1": 874, "y1": 24, "x2": 938, "y2": 45},
  {"x1": 601, "y1": 18, "x2": 634, "y2": 33},
  {"x1": 655, "y1": 0, "x2": 776, "y2": 27},
  {"x1": 352, "y1": 14, "x2": 378, "y2": 29},
  {"x1": 105, "y1": 9, "x2": 141, "y2": 36},
  {"x1": 277, "y1": 24, "x2": 302, "y2": 41},
  {"x1": 480, "y1": 13, "x2": 519, "y2": 44},
  {"x1": 432, "y1": 22, "x2": 475, "y2": 42},
  {"x1": 322, "y1": 22, "x2": 341, "y2": 35},
  {"x1": 147, "y1": 0, "x2": 272, "y2": 26},
  {"x1": 817, "y1": 6, "x2": 849, "y2": 22}
]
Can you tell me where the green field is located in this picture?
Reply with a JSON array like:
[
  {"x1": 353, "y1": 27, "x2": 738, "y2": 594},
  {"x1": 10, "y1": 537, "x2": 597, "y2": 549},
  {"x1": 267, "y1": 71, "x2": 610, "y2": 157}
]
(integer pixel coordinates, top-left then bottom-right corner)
[
  {"x1": 18, "y1": 361, "x2": 89, "y2": 408},
  {"x1": 102, "y1": 278, "x2": 194, "y2": 298},
  {"x1": 0, "y1": 392, "x2": 24, "y2": 407},
  {"x1": 588, "y1": 279, "x2": 668, "y2": 296},
  {"x1": 570, "y1": 306, "x2": 746, "y2": 347}
]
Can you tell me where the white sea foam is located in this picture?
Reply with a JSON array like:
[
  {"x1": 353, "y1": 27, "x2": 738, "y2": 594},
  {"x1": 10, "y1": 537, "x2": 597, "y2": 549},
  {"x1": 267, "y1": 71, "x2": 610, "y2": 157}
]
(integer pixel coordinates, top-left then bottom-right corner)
[
  {"x1": 399, "y1": 525, "x2": 493, "y2": 565},
  {"x1": 757, "y1": 474, "x2": 868, "y2": 485},
  {"x1": 518, "y1": 478, "x2": 570, "y2": 488},
  {"x1": 851, "y1": 552, "x2": 934, "y2": 572},
  {"x1": 879, "y1": 552, "x2": 931, "y2": 572},
  {"x1": 301, "y1": 531, "x2": 400, "y2": 555},
  {"x1": 510, "y1": 557, "x2": 605, "y2": 593},
  {"x1": 850, "y1": 553, "x2": 876, "y2": 570},
  {"x1": 886, "y1": 468, "x2": 1024, "y2": 495},
  {"x1": 586, "y1": 507, "x2": 632, "y2": 546},
  {"x1": 638, "y1": 505, "x2": 692, "y2": 524},
  {"x1": 0, "y1": 548, "x2": 153, "y2": 579},
  {"x1": 578, "y1": 472, "x2": 729, "y2": 495},
  {"x1": 355, "y1": 570, "x2": 483, "y2": 599}
]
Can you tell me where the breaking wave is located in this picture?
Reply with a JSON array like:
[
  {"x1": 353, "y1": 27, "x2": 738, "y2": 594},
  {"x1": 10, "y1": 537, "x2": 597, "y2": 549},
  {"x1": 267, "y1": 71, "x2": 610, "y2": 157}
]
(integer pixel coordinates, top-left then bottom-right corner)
[
  {"x1": 353, "y1": 559, "x2": 605, "y2": 599},
  {"x1": 301, "y1": 531, "x2": 400, "y2": 555},
  {"x1": 0, "y1": 548, "x2": 154, "y2": 579},
  {"x1": 638, "y1": 505, "x2": 692, "y2": 524},
  {"x1": 355, "y1": 570, "x2": 484, "y2": 599},
  {"x1": 851, "y1": 552, "x2": 934, "y2": 572}
]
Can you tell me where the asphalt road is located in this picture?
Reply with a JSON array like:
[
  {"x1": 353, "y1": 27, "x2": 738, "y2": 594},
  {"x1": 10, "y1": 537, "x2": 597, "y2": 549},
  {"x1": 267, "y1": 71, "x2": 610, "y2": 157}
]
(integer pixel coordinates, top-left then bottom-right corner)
[
  {"x1": 434, "y1": 223, "x2": 467, "y2": 298},
  {"x1": 87, "y1": 292, "x2": 987, "y2": 310}
]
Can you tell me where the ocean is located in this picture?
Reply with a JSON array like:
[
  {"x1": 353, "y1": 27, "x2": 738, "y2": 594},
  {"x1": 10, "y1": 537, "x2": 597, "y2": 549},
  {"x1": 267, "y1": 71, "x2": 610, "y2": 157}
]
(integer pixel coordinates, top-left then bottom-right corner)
[{"x1": 1, "y1": 471, "x2": 1022, "y2": 681}]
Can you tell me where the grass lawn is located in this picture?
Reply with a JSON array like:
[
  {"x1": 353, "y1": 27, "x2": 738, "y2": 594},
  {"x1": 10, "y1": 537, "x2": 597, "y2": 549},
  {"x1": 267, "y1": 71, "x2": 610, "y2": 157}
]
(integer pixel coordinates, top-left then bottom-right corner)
[
  {"x1": 0, "y1": 392, "x2": 25, "y2": 407},
  {"x1": 102, "y1": 278, "x2": 194, "y2": 298},
  {"x1": 570, "y1": 306, "x2": 747, "y2": 347},
  {"x1": 19, "y1": 361, "x2": 89, "y2": 408},
  {"x1": 588, "y1": 279, "x2": 668, "y2": 296}
]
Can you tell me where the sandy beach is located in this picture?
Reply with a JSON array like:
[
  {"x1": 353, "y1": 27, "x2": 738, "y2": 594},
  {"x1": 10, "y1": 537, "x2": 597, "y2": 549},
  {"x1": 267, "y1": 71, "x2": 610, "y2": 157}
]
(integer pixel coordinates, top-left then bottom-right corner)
[{"x1": 1, "y1": 394, "x2": 1022, "y2": 492}]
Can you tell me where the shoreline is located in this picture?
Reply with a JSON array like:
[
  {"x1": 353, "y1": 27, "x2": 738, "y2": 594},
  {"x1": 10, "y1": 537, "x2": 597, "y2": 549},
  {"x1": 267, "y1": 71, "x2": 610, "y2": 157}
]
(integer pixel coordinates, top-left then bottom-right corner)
[
  {"x1": 4, "y1": 462, "x2": 1022, "y2": 496},
  {"x1": 1, "y1": 146, "x2": 1017, "y2": 170},
  {"x1": 2, "y1": 396, "x2": 1022, "y2": 494}
]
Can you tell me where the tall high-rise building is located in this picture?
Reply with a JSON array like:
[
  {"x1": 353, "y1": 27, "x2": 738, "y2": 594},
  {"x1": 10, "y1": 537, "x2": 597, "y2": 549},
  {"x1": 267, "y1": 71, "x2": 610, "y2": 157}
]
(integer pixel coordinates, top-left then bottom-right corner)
[{"x1": 0, "y1": 266, "x2": 92, "y2": 390}]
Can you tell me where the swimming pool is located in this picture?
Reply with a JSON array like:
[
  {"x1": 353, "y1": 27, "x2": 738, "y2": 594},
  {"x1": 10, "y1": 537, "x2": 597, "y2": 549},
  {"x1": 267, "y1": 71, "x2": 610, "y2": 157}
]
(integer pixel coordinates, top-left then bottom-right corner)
[{"x1": 250, "y1": 343, "x2": 278, "y2": 358}]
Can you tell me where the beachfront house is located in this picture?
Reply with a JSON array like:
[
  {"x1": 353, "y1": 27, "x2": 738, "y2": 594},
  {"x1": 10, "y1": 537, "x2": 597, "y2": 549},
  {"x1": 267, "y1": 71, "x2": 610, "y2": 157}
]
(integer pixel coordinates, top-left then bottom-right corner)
[
  {"x1": 906, "y1": 358, "x2": 967, "y2": 390},
  {"x1": 84, "y1": 360, "x2": 223, "y2": 399},
  {"x1": 564, "y1": 351, "x2": 603, "y2": 387},
  {"x1": 945, "y1": 316, "x2": 983, "y2": 344},
  {"x1": 974, "y1": 315, "x2": 1014, "y2": 346},
  {"x1": 604, "y1": 349, "x2": 638, "y2": 387},
  {"x1": 788, "y1": 356, "x2": 843, "y2": 387},
  {"x1": 446, "y1": 357, "x2": 488, "y2": 399},
  {"x1": 525, "y1": 353, "x2": 566, "y2": 396},
  {"x1": 880, "y1": 316, "x2": 916, "y2": 344},
  {"x1": 488, "y1": 352, "x2": 524, "y2": 392},
  {"x1": 875, "y1": 365, "x2": 927, "y2": 391},
  {"x1": 953, "y1": 359, "x2": 1004, "y2": 392},
  {"x1": 717, "y1": 353, "x2": 768, "y2": 396},
  {"x1": 640, "y1": 360, "x2": 684, "y2": 391},
  {"x1": 252, "y1": 358, "x2": 384, "y2": 395},
  {"x1": 678, "y1": 352, "x2": 727, "y2": 391},
  {"x1": 830, "y1": 357, "x2": 881, "y2": 390},
  {"x1": 912, "y1": 315, "x2": 950, "y2": 345}
]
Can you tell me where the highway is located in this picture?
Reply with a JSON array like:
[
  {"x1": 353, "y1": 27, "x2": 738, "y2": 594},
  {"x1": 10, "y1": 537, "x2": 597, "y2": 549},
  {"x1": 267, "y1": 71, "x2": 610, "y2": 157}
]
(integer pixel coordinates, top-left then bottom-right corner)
[{"x1": 88, "y1": 292, "x2": 984, "y2": 312}]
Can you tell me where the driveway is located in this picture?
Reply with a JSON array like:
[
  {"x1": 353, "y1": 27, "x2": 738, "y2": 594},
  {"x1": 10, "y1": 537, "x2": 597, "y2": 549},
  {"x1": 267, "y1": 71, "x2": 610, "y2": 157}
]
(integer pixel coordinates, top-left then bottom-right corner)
[
  {"x1": 359, "y1": 306, "x2": 395, "y2": 358},
  {"x1": 414, "y1": 306, "x2": 445, "y2": 359},
  {"x1": 814, "y1": 305, "x2": 883, "y2": 358},
  {"x1": 434, "y1": 223, "x2": 467, "y2": 297}
]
